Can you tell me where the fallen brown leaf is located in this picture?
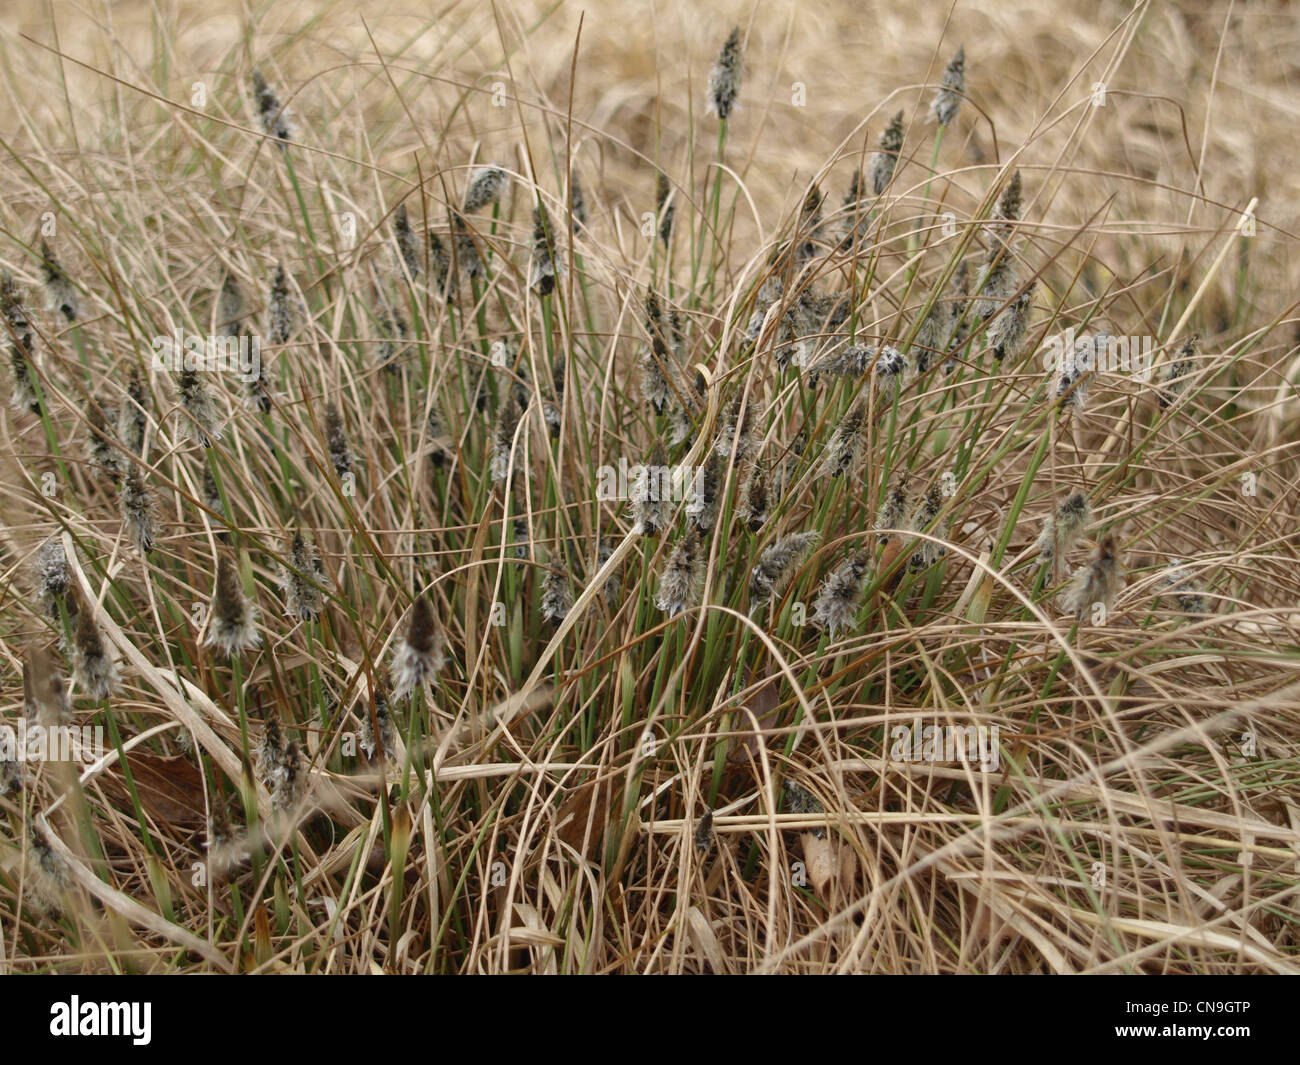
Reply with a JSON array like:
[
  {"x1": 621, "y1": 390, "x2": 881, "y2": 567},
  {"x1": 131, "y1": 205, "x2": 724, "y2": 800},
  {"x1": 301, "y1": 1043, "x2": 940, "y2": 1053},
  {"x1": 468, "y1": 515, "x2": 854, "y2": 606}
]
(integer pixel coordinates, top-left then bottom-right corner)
[{"x1": 97, "y1": 752, "x2": 207, "y2": 830}]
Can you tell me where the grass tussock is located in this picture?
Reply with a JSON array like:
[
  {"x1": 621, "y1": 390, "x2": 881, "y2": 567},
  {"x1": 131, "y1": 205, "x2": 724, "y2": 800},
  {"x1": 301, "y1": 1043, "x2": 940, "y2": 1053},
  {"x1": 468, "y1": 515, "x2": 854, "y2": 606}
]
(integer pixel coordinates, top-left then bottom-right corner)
[{"x1": 0, "y1": 0, "x2": 1299, "y2": 974}]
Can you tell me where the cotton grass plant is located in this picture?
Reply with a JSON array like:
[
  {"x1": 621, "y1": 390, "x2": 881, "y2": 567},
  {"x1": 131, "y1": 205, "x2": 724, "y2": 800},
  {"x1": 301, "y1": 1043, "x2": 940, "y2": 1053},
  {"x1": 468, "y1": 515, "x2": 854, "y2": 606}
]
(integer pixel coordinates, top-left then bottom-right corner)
[{"x1": 0, "y1": 0, "x2": 1298, "y2": 975}]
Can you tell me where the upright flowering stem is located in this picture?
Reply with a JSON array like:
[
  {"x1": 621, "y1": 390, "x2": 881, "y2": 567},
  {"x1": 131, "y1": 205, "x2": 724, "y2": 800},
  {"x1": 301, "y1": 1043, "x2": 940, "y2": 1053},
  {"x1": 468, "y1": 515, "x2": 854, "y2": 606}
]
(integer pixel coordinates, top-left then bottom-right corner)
[
  {"x1": 696, "y1": 27, "x2": 742, "y2": 305},
  {"x1": 231, "y1": 655, "x2": 252, "y2": 781},
  {"x1": 701, "y1": 120, "x2": 728, "y2": 306},
  {"x1": 905, "y1": 127, "x2": 948, "y2": 273},
  {"x1": 910, "y1": 47, "x2": 965, "y2": 263}
]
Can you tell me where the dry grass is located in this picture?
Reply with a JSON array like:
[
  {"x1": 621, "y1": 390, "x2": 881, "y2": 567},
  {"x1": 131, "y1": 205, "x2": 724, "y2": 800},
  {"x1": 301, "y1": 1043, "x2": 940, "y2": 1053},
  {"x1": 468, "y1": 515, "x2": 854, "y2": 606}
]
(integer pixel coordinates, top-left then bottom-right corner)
[{"x1": 1, "y1": 0, "x2": 1299, "y2": 973}]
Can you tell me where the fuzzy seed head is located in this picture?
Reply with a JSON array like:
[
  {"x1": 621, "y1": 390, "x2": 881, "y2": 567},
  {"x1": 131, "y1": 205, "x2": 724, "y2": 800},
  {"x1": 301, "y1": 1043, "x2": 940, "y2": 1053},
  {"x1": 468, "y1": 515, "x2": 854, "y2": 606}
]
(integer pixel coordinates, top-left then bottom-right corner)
[
  {"x1": 640, "y1": 291, "x2": 677, "y2": 412},
  {"x1": 176, "y1": 368, "x2": 223, "y2": 447},
  {"x1": 668, "y1": 381, "x2": 701, "y2": 446},
  {"x1": 4, "y1": 271, "x2": 38, "y2": 413},
  {"x1": 687, "y1": 451, "x2": 723, "y2": 533},
  {"x1": 749, "y1": 531, "x2": 819, "y2": 613},
  {"x1": 910, "y1": 304, "x2": 948, "y2": 375},
  {"x1": 256, "y1": 704, "x2": 285, "y2": 779},
  {"x1": 973, "y1": 253, "x2": 1017, "y2": 322},
  {"x1": 812, "y1": 550, "x2": 870, "y2": 638},
  {"x1": 252, "y1": 68, "x2": 292, "y2": 145},
  {"x1": 989, "y1": 281, "x2": 1036, "y2": 362},
  {"x1": 24, "y1": 817, "x2": 69, "y2": 912},
  {"x1": 512, "y1": 517, "x2": 531, "y2": 560},
  {"x1": 656, "y1": 527, "x2": 704, "y2": 617},
  {"x1": 631, "y1": 442, "x2": 673, "y2": 537},
  {"x1": 876, "y1": 476, "x2": 912, "y2": 540},
  {"x1": 428, "y1": 231, "x2": 451, "y2": 297},
  {"x1": 119, "y1": 464, "x2": 158, "y2": 555},
  {"x1": 931, "y1": 46, "x2": 966, "y2": 127},
  {"x1": 694, "y1": 808, "x2": 714, "y2": 854},
  {"x1": 267, "y1": 263, "x2": 295, "y2": 346},
  {"x1": 596, "y1": 536, "x2": 621, "y2": 609},
  {"x1": 656, "y1": 171, "x2": 675, "y2": 245},
  {"x1": 1158, "y1": 560, "x2": 1211, "y2": 617},
  {"x1": 1037, "y1": 492, "x2": 1091, "y2": 561},
  {"x1": 24, "y1": 644, "x2": 72, "y2": 726},
  {"x1": 375, "y1": 296, "x2": 409, "y2": 372},
  {"x1": 819, "y1": 395, "x2": 869, "y2": 479},
  {"x1": 871, "y1": 112, "x2": 905, "y2": 196},
  {"x1": 984, "y1": 172, "x2": 1022, "y2": 258},
  {"x1": 118, "y1": 367, "x2": 148, "y2": 454},
  {"x1": 543, "y1": 401, "x2": 562, "y2": 438},
  {"x1": 743, "y1": 271, "x2": 784, "y2": 347},
  {"x1": 708, "y1": 27, "x2": 743, "y2": 120},
  {"x1": 738, "y1": 461, "x2": 773, "y2": 532},
  {"x1": 1061, "y1": 534, "x2": 1124, "y2": 620},
  {"x1": 7, "y1": 340, "x2": 37, "y2": 413},
  {"x1": 1, "y1": 269, "x2": 30, "y2": 332},
  {"x1": 797, "y1": 185, "x2": 824, "y2": 263},
  {"x1": 358, "y1": 690, "x2": 397, "y2": 761},
  {"x1": 530, "y1": 205, "x2": 561, "y2": 297},
  {"x1": 491, "y1": 391, "x2": 522, "y2": 485},
  {"x1": 40, "y1": 240, "x2": 77, "y2": 321},
  {"x1": 995, "y1": 171, "x2": 1022, "y2": 223},
  {"x1": 69, "y1": 589, "x2": 118, "y2": 701},
  {"x1": 808, "y1": 344, "x2": 874, "y2": 386},
  {"x1": 446, "y1": 211, "x2": 484, "y2": 285},
  {"x1": 242, "y1": 359, "x2": 275, "y2": 413},
  {"x1": 873, "y1": 345, "x2": 909, "y2": 390},
  {"x1": 569, "y1": 172, "x2": 588, "y2": 229},
  {"x1": 271, "y1": 739, "x2": 305, "y2": 812},
  {"x1": 217, "y1": 273, "x2": 246, "y2": 335},
  {"x1": 1055, "y1": 361, "x2": 1090, "y2": 413},
  {"x1": 325, "y1": 402, "x2": 353, "y2": 478},
  {"x1": 393, "y1": 203, "x2": 419, "y2": 279},
  {"x1": 907, "y1": 484, "x2": 948, "y2": 570},
  {"x1": 423, "y1": 396, "x2": 452, "y2": 467},
  {"x1": 0, "y1": 755, "x2": 20, "y2": 796},
  {"x1": 390, "y1": 594, "x2": 446, "y2": 699},
  {"x1": 540, "y1": 568, "x2": 574, "y2": 627},
  {"x1": 204, "y1": 555, "x2": 260, "y2": 657},
  {"x1": 1159, "y1": 333, "x2": 1200, "y2": 408},
  {"x1": 785, "y1": 780, "x2": 826, "y2": 838},
  {"x1": 201, "y1": 467, "x2": 226, "y2": 533},
  {"x1": 279, "y1": 531, "x2": 329, "y2": 622},
  {"x1": 943, "y1": 260, "x2": 973, "y2": 368},
  {"x1": 714, "y1": 394, "x2": 760, "y2": 463},
  {"x1": 464, "y1": 165, "x2": 510, "y2": 212},
  {"x1": 35, "y1": 538, "x2": 69, "y2": 620}
]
